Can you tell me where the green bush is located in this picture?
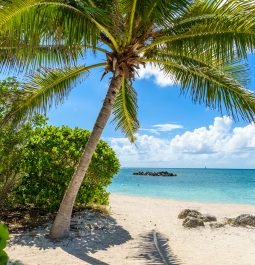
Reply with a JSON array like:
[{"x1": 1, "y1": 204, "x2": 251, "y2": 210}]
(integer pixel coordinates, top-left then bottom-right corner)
[
  {"x1": 0, "y1": 76, "x2": 48, "y2": 207},
  {"x1": 0, "y1": 115, "x2": 46, "y2": 207},
  {"x1": 13, "y1": 126, "x2": 120, "y2": 212},
  {"x1": 0, "y1": 224, "x2": 9, "y2": 265}
]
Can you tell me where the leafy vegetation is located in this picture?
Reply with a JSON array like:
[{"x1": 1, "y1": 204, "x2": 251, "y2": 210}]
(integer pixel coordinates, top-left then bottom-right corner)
[
  {"x1": 1, "y1": 0, "x2": 255, "y2": 237},
  {"x1": 0, "y1": 78, "x2": 44, "y2": 206},
  {"x1": 0, "y1": 78, "x2": 48, "y2": 207},
  {"x1": 0, "y1": 80, "x2": 119, "y2": 213},
  {"x1": 11, "y1": 125, "x2": 120, "y2": 212}
]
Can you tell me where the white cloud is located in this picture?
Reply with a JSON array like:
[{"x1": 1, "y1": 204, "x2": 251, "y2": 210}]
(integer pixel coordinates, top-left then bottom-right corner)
[
  {"x1": 170, "y1": 116, "x2": 233, "y2": 154},
  {"x1": 153, "y1": 123, "x2": 183, "y2": 131},
  {"x1": 108, "y1": 116, "x2": 255, "y2": 168},
  {"x1": 141, "y1": 123, "x2": 183, "y2": 134},
  {"x1": 137, "y1": 64, "x2": 176, "y2": 87}
]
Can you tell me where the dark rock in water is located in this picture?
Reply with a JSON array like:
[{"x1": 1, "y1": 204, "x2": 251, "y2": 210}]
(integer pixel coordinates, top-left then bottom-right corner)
[
  {"x1": 202, "y1": 214, "x2": 217, "y2": 222},
  {"x1": 209, "y1": 222, "x2": 225, "y2": 228},
  {"x1": 178, "y1": 209, "x2": 202, "y2": 219},
  {"x1": 133, "y1": 171, "x2": 177, "y2": 177},
  {"x1": 233, "y1": 214, "x2": 255, "y2": 227},
  {"x1": 183, "y1": 217, "x2": 204, "y2": 228}
]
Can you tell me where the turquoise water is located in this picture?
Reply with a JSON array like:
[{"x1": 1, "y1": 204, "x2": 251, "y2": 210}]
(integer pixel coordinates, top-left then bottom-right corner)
[{"x1": 108, "y1": 168, "x2": 255, "y2": 204}]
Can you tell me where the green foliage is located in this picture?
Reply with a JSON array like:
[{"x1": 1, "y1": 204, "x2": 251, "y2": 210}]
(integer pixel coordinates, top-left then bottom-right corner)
[
  {"x1": 12, "y1": 125, "x2": 120, "y2": 212},
  {"x1": 0, "y1": 117, "x2": 47, "y2": 207},
  {"x1": 0, "y1": 77, "x2": 47, "y2": 207},
  {"x1": 0, "y1": 224, "x2": 9, "y2": 265},
  {"x1": 0, "y1": 77, "x2": 119, "y2": 211},
  {"x1": 113, "y1": 78, "x2": 139, "y2": 142},
  {"x1": 0, "y1": 77, "x2": 19, "y2": 118},
  {"x1": 1, "y1": 63, "x2": 106, "y2": 125}
]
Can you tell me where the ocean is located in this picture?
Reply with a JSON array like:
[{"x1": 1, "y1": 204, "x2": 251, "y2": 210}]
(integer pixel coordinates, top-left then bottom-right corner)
[{"x1": 108, "y1": 168, "x2": 255, "y2": 204}]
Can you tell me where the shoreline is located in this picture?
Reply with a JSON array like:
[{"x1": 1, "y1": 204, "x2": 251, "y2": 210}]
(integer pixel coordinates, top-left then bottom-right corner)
[
  {"x1": 120, "y1": 167, "x2": 255, "y2": 170},
  {"x1": 7, "y1": 194, "x2": 255, "y2": 265},
  {"x1": 110, "y1": 192, "x2": 255, "y2": 207}
]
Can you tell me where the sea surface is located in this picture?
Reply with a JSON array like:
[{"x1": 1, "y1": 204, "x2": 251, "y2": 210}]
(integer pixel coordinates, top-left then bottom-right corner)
[{"x1": 108, "y1": 168, "x2": 255, "y2": 204}]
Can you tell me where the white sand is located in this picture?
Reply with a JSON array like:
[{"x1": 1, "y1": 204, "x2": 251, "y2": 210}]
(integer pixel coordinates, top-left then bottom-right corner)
[{"x1": 7, "y1": 194, "x2": 255, "y2": 265}]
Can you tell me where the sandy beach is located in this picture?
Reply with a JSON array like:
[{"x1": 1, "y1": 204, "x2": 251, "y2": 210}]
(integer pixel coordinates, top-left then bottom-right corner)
[{"x1": 7, "y1": 194, "x2": 255, "y2": 265}]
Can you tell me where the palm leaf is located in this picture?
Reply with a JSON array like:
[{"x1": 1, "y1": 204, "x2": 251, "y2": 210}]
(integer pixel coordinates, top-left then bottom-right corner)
[
  {"x1": 148, "y1": 49, "x2": 250, "y2": 86},
  {"x1": 1, "y1": 63, "x2": 106, "y2": 125},
  {"x1": 121, "y1": 0, "x2": 189, "y2": 24},
  {"x1": 140, "y1": 0, "x2": 255, "y2": 60},
  {"x1": 120, "y1": 0, "x2": 189, "y2": 46},
  {"x1": 0, "y1": 42, "x2": 87, "y2": 73},
  {"x1": 112, "y1": 77, "x2": 139, "y2": 142},
  {"x1": 143, "y1": 58, "x2": 255, "y2": 122},
  {"x1": 135, "y1": 230, "x2": 181, "y2": 265},
  {"x1": 0, "y1": 0, "x2": 103, "y2": 56}
]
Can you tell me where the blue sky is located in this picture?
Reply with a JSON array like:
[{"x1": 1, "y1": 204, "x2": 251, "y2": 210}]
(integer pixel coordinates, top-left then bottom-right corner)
[{"x1": 46, "y1": 53, "x2": 255, "y2": 168}]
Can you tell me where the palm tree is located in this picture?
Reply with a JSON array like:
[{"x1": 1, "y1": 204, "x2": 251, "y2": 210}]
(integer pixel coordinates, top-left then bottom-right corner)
[{"x1": 1, "y1": 0, "x2": 255, "y2": 238}]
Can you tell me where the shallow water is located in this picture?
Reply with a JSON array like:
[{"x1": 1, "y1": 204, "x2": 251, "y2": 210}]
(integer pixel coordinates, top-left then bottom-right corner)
[{"x1": 108, "y1": 168, "x2": 255, "y2": 204}]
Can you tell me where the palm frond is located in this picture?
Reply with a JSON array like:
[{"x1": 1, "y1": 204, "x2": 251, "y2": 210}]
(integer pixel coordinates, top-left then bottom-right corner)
[
  {"x1": 0, "y1": 43, "x2": 83, "y2": 73},
  {"x1": 135, "y1": 230, "x2": 181, "y2": 265},
  {"x1": 120, "y1": 0, "x2": 189, "y2": 46},
  {"x1": 127, "y1": 0, "x2": 137, "y2": 44},
  {"x1": 112, "y1": 77, "x2": 139, "y2": 142},
  {"x1": 143, "y1": 58, "x2": 255, "y2": 122},
  {"x1": 140, "y1": 0, "x2": 255, "y2": 60},
  {"x1": 141, "y1": 30, "x2": 255, "y2": 61},
  {"x1": 71, "y1": 0, "x2": 121, "y2": 51},
  {"x1": 147, "y1": 50, "x2": 250, "y2": 86},
  {"x1": 0, "y1": 0, "x2": 103, "y2": 56},
  {"x1": 1, "y1": 63, "x2": 106, "y2": 125},
  {"x1": 0, "y1": 38, "x2": 108, "y2": 73},
  {"x1": 121, "y1": 0, "x2": 189, "y2": 25}
]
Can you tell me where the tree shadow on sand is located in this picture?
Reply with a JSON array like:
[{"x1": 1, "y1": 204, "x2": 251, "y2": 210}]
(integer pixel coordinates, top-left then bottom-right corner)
[
  {"x1": 134, "y1": 230, "x2": 183, "y2": 265},
  {"x1": 9, "y1": 209, "x2": 132, "y2": 265}
]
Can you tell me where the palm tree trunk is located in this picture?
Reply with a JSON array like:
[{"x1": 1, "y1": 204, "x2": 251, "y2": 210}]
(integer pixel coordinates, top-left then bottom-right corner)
[{"x1": 49, "y1": 72, "x2": 123, "y2": 239}]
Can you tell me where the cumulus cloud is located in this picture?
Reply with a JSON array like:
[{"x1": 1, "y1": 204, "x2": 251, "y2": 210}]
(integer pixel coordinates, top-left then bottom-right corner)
[
  {"x1": 171, "y1": 116, "x2": 233, "y2": 154},
  {"x1": 108, "y1": 116, "x2": 255, "y2": 168},
  {"x1": 141, "y1": 123, "x2": 183, "y2": 134},
  {"x1": 136, "y1": 63, "x2": 176, "y2": 87}
]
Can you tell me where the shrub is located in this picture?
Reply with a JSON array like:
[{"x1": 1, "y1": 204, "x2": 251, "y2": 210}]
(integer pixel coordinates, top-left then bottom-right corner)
[
  {"x1": 13, "y1": 126, "x2": 120, "y2": 212},
  {"x1": 0, "y1": 77, "x2": 48, "y2": 207},
  {"x1": 0, "y1": 115, "x2": 47, "y2": 207}
]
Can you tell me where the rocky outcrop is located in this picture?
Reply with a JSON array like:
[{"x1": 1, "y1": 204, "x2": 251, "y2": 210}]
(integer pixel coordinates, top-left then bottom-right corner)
[
  {"x1": 133, "y1": 171, "x2": 177, "y2": 177},
  {"x1": 183, "y1": 217, "x2": 205, "y2": 228},
  {"x1": 179, "y1": 209, "x2": 218, "y2": 228},
  {"x1": 178, "y1": 209, "x2": 202, "y2": 219},
  {"x1": 233, "y1": 214, "x2": 255, "y2": 227},
  {"x1": 178, "y1": 209, "x2": 217, "y2": 222},
  {"x1": 179, "y1": 209, "x2": 255, "y2": 229}
]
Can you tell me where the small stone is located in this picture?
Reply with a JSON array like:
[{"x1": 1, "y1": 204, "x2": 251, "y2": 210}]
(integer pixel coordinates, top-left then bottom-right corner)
[
  {"x1": 183, "y1": 217, "x2": 204, "y2": 228},
  {"x1": 209, "y1": 222, "x2": 225, "y2": 228}
]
